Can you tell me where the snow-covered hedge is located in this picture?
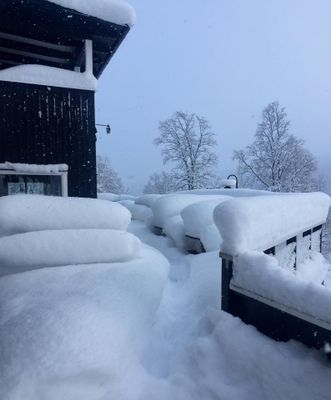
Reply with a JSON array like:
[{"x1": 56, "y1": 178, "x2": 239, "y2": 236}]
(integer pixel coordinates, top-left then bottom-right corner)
[
  {"x1": 0, "y1": 195, "x2": 131, "y2": 237},
  {"x1": 214, "y1": 193, "x2": 331, "y2": 255},
  {"x1": 0, "y1": 229, "x2": 141, "y2": 276}
]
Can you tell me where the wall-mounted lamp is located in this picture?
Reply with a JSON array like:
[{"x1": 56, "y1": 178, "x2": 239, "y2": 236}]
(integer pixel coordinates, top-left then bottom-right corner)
[{"x1": 96, "y1": 123, "x2": 111, "y2": 134}]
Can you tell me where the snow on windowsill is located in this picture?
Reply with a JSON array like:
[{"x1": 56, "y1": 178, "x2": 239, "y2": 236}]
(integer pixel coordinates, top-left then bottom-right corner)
[
  {"x1": 47, "y1": 0, "x2": 136, "y2": 27},
  {"x1": 0, "y1": 65, "x2": 98, "y2": 91},
  {"x1": 0, "y1": 162, "x2": 68, "y2": 174}
]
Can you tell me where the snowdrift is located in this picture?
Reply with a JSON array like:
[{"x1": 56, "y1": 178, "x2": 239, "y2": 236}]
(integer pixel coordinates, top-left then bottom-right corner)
[
  {"x1": 232, "y1": 251, "x2": 331, "y2": 326},
  {"x1": 0, "y1": 229, "x2": 141, "y2": 276},
  {"x1": 0, "y1": 245, "x2": 169, "y2": 399},
  {"x1": 0, "y1": 195, "x2": 131, "y2": 237}
]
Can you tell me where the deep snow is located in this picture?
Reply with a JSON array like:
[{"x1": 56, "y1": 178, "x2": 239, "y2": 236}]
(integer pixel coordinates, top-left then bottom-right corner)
[
  {"x1": 0, "y1": 219, "x2": 330, "y2": 399},
  {"x1": 0, "y1": 195, "x2": 131, "y2": 236}
]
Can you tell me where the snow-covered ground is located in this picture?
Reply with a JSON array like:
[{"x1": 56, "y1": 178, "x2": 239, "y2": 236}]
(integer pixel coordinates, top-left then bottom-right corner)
[{"x1": 1, "y1": 212, "x2": 331, "y2": 399}]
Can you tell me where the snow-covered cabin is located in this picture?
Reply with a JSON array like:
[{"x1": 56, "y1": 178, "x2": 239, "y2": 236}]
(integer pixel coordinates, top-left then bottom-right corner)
[{"x1": 0, "y1": 0, "x2": 135, "y2": 197}]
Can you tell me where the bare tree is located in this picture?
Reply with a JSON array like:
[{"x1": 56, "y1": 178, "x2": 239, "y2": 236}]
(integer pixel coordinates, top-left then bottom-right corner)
[
  {"x1": 234, "y1": 102, "x2": 318, "y2": 192},
  {"x1": 96, "y1": 155, "x2": 125, "y2": 194},
  {"x1": 143, "y1": 172, "x2": 177, "y2": 194},
  {"x1": 154, "y1": 111, "x2": 218, "y2": 190}
]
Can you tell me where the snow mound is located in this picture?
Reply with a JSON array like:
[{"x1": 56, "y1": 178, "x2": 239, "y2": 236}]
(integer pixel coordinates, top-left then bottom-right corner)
[
  {"x1": 200, "y1": 224, "x2": 223, "y2": 252},
  {"x1": 135, "y1": 194, "x2": 162, "y2": 208},
  {"x1": 47, "y1": 0, "x2": 136, "y2": 26},
  {"x1": 163, "y1": 215, "x2": 186, "y2": 249},
  {"x1": 130, "y1": 204, "x2": 153, "y2": 221},
  {"x1": 118, "y1": 201, "x2": 152, "y2": 222},
  {"x1": 0, "y1": 229, "x2": 141, "y2": 276},
  {"x1": 98, "y1": 192, "x2": 120, "y2": 201},
  {"x1": 0, "y1": 245, "x2": 169, "y2": 399},
  {"x1": 0, "y1": 195, "x2": 131, "y2": 237},
  {"x1": 232, "y1": 251, "x2": 331, "y2": 326},
  {"x1": 296, "y1": 252, "x2": 330, "y2": 284},
  {"x1": 181, "y1": 197, "x2": 231, "y2": 238},
  {"x1": 214, "y1": 193, "x2": 331, "y2": 254},
  {"x1": 182, "y1": 188, "x2": 276, "y2": 197},
  {"x1": 152, "y1": 194, "x2": 229, "y2": 230},
  {"x1": 151, "y1": 194, "x2": 200, "y2": 229}
]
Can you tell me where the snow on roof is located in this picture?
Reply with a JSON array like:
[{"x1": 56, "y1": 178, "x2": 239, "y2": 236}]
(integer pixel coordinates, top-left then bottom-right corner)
[
  {"x1": 0, "y1": 65, "x2": 98, "y2": 91},
  {"x1": 214, "y1": 192, "x2": 331, "y2": 255},
  {"x1": 47, "y1": 0, "x2": 136, "y2": 27},
  {"x1": 0, "y1": 162, "x2": 68, "y2": 174}
]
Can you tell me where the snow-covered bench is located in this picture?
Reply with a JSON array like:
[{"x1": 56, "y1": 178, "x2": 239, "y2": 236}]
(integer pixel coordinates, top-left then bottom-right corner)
[{"x1": 214, "y1": 193, "x2": 331, "y2": 351}]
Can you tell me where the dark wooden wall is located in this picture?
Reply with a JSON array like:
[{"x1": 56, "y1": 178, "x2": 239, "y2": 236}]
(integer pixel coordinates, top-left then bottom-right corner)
[{"x1": 0, "y1": 81, "x2": 97, "y2": 197}]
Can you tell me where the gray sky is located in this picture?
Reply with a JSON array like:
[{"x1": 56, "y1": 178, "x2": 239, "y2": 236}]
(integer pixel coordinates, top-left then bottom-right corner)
[{"x1": 96, "y1": 0, "x2": 331, "y2": 194}]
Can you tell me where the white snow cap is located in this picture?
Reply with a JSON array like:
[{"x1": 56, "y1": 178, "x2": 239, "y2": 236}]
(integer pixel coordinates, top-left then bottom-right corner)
[
  {"x1": 152, "y1": 193, "x2": 233, "y2": 229},
  {"x1": 135, "y1": 194, "x2": 162, "y2": 208},
  {"x1": 47, "y1": 0, "x2": 136, "y2": 26},
  {"x1": 214, "y1": 192, "x2": 331, "y2": 255},
  {"x1": 0, "y1": 195, "x2": 131, "y2": 237},
  {"x1": 0, "y1": 65, "x2": 98, "y2": 91},
  {"x1": 181, "y1": 197, "x2": 231, "y2": 238},
  {"x1": 0, "y1": 229, "x2": 141, "y2": 276},
  {"x1": 221, "y1": 179, "x2": 237, "y2": 188},
  {"x1": 0, "y1": 162, "x2": 68, "y2": 173}
]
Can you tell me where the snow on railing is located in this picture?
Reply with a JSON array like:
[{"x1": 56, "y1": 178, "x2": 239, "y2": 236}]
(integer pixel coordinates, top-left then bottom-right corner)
[{"x1": 214, "y1": 193, "x2": 331, "y2": 352}]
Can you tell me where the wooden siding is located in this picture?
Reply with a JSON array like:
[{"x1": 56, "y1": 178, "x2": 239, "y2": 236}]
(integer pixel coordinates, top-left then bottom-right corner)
[{"x1": 0, "y1": 81, "x2": 97, "y2": 198}]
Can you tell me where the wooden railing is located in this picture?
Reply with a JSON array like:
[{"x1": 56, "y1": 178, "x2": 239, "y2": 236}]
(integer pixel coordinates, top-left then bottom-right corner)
[{"x1": 220, "y1": 223, "x2": 331, "y2": 352}]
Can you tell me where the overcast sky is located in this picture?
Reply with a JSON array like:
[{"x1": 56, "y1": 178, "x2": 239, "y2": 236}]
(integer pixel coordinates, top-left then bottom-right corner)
[{"x1": 95, "y1": 0, "x2": 331, "y2": 194}]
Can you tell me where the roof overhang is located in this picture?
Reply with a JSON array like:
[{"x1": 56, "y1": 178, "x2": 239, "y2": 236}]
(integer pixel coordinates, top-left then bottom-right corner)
[{"x1": 0, "y1": 0, "x2": 131, "y2": 78}]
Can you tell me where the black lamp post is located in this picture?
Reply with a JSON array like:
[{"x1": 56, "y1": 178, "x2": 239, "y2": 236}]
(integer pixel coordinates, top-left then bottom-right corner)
[{"x1": 227, "y1": 174, "x2": 239, "y2": 188}]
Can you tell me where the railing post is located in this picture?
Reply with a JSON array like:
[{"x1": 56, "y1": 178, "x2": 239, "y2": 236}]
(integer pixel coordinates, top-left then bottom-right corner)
[{"x1": 220, "y1": 252, "x2": 233, "y2": 313}]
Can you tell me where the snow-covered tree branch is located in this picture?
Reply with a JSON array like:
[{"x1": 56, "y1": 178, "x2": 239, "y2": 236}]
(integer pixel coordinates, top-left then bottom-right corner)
[
  {"x1": 96, "y1": 155, "x2": 125, "y2": 194},
  {"x1": 143, "y1": 171, "x2": 177, "y2": 194},
  {"x1": 234, "y1": 102, "x2": 320, "y2": 192},
  {"x1": 154, "y1": 112, "x2": 218, "y2": 190}
]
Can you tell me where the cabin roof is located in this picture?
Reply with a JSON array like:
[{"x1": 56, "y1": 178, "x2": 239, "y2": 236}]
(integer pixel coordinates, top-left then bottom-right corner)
[{"x1": 0, "y1": 0, "x2": 133, "y2": 78}]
